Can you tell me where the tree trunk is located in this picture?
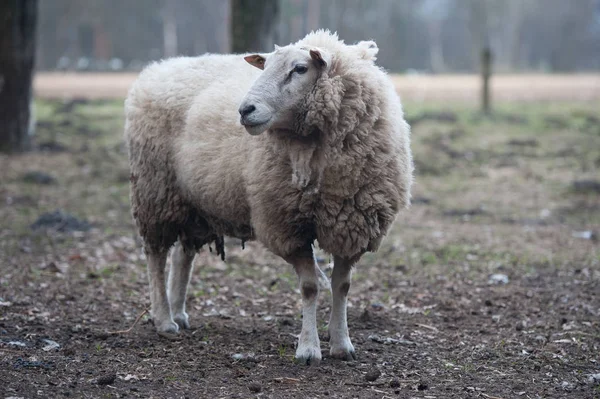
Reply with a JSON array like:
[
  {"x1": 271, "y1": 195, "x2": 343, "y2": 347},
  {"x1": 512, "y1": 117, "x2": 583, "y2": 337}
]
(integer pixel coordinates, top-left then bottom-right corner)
[
  {"x1": 162, "y1": 0, "x2": 178, "y2": 58},
  {"x1": 481, "y1": 47, "x2": 492, "y2": 114},
  {"x1": 506, "y1": 0, "x2": 524, "y2": 70},
  {"x1": 305, "y1": 0, "x2": 321, "y2": 33},
  {"x1": 468, "y1": 0, "x2": 489, "y2": 72},
  {"x1": 0, "y1": 0, "x2": 37, "y2": 153},
  {"x1": 427, "y1": 20, "x2": 445, "y2": 73},
  {"x1": 231, "y1": 0, "x2": 279, "y2": 53}
]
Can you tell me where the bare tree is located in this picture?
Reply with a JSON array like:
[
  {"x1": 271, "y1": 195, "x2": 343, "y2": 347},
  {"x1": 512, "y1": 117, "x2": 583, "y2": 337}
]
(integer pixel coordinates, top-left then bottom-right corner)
[
  {"x1": 506, "y1": 0, "x2": 525, "y2": 69},
  {"x1": 419, "y1": 0, "x2": 451, "y2": 73},
  {"x1": 0, "y1": 0, "x2": 38, "y2": 153},
  {"x1": 162, "y1": 0, "x2": 178, "y2": 57},
  {"x1": 468, "y1": 0, "x2": 490, "y2": 71},
  {"x1": 231, "y1": 0, "x2": 280, "y2": 53},
  {"x1": 305, "y1": 0, "x2": 321, "y2": 33},
  {"x1": 29, "y1": 0, "x2": 600, "y2": 73}
]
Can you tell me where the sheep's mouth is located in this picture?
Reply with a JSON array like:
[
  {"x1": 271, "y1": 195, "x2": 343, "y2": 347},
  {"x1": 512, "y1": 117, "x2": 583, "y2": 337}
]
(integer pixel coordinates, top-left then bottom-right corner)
[{"x1": 242, "y1": 119, "x2": 271, "y2": 135}]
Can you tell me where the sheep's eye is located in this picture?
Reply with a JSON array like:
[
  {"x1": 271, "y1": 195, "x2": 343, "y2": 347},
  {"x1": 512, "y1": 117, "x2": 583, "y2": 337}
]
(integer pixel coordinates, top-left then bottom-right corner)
[{"x1": 294, "y1": 65, "x2": 308, "y2": 74}]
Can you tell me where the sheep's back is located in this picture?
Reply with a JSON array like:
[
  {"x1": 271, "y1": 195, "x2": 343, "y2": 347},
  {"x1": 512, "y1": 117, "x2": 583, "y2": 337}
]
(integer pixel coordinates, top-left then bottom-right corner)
[
  {"x1": 174, "y1": 76, "x2": 259, "y2": 237},
  {"x1": 124, "y1": 54, "x2": 261, "y2": 251}
]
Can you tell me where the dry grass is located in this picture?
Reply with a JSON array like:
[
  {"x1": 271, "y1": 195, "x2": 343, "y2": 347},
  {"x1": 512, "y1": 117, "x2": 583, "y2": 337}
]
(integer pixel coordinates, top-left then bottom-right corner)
[{"x1": 34, "y1": 72, "x2": 600, "y2": 102}]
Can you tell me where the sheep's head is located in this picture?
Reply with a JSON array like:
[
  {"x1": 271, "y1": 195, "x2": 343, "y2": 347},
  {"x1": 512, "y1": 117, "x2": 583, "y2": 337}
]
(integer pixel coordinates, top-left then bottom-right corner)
[{"x1": 238, "y1": 45, "x2": 331, "y2": 136}]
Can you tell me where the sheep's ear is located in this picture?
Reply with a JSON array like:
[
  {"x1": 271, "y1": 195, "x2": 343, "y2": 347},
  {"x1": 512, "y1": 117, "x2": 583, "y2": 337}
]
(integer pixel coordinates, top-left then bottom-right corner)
[
  {"x1": 309, "y1": 49, "x2": 331, "y2": 68},
  {"x1": 274, "y1": 44, "x2": 280, "y2": 51},
  {"x1": 244, "y1": 54, "x2": 266, "y2": 70},
  {"x1": 355, "y1": 40, "x2": 379, "y2": 61}
]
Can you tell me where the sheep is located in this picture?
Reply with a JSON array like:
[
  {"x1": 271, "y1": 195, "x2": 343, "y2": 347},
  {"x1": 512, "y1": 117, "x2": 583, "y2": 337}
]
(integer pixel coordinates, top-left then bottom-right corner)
[{"x1": 124, "y1": 30, "x2": 413, "y2": 366}]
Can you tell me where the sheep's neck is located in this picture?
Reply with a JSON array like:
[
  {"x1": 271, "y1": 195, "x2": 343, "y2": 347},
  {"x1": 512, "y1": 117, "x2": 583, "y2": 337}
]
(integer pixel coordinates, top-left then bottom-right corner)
[{"x1": 268, "y1": 128, "x2": 323, "y2": 192}]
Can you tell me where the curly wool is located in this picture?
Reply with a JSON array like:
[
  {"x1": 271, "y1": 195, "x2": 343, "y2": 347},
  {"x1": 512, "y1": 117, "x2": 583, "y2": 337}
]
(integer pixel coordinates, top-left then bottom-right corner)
[{"x1": 125, "y1": 30, "x2": 413, "y2": 260}]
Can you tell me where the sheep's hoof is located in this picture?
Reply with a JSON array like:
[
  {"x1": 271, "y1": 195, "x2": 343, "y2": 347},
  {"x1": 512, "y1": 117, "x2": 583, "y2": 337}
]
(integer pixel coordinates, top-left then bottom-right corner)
[
  {"x1": 295, "y1": 346, "x2": 322, "y2": 366},
  {"x1": 330, "y1": 347, "x2": 357, "y2": 361},
  {"x1": 173, "y1": 312, "x2": 190, "y2": 330},
  {"x1": 329, "y1": 339, "x2": 357, "y2": 361},
  {"x1": 156, "y1": 319, "x2": 180, "y2": 339}
]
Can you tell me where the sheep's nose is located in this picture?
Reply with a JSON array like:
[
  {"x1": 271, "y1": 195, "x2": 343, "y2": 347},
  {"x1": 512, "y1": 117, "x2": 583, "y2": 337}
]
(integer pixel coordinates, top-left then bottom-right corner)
[{"x1": 239, "y1": 104, "x2": 256, "y2": 117}]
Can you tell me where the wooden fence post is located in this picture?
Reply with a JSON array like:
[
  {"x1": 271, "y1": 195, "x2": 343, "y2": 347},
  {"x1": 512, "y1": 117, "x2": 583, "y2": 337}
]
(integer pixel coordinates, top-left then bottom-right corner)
[{"x1": 481, "y1": 47, "x2": 492, "y2": 114}]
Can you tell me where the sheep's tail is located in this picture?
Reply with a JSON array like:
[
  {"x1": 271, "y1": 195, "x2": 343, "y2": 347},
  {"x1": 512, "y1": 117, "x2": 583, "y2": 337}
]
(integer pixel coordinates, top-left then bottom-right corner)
[{"x1": 316, "y1": 263, "x2": 331, "y2": 292}]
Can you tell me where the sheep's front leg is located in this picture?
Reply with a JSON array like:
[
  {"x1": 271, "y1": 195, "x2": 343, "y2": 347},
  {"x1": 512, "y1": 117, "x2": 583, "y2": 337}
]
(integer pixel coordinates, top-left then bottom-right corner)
[
  {"x1": 147, "y1": 250, "x2": 179, "y2": 336},
  {"x1": 329, "y1": 255, "x2": 357, "y2": 360},
  {"x1": 168, "y1": 242, "x2": 196, "y2": 329},
  {"x1": 285, "y1": 245, "x2": 322, "y2": 366}
]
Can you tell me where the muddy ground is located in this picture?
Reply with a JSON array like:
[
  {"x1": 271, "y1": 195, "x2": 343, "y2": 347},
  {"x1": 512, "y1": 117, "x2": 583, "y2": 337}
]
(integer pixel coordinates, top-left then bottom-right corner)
[{"x1": 1, "y1": 97, "x2": 599, "y2": 398}]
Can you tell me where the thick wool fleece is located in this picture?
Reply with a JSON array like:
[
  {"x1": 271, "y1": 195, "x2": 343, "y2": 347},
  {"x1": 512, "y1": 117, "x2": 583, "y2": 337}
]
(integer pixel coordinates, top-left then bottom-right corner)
[{"x1": 125, "y1": 31, "x2": 413, "y2": 260}]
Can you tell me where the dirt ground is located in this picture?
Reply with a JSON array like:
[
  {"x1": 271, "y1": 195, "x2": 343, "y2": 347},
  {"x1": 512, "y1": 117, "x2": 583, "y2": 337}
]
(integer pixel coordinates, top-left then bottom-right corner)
[{"x1": 1, "y1": 80, "x2": 599, "y2": 398}]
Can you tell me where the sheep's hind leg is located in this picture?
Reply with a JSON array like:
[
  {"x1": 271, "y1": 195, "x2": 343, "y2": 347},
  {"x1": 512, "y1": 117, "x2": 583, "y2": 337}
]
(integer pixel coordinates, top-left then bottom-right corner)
[
  {"x1": 168, "y1": 241, "x2": 196, "y2": 329},
  {"x1": 328, "y1": 255, "x2": 357, "y2": 360},
  {"x1": 147, "y1": 250, "x2": 179, "y2": 336},
  {"x1": 285, "y1": 245, "x2": 322, "y2": 366}
]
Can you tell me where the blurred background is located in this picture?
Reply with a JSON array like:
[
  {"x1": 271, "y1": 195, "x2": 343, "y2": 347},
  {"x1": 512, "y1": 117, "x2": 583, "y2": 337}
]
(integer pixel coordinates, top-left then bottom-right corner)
[{"x1": 36, "y1": 0, "x2": 600, "y2": 73}]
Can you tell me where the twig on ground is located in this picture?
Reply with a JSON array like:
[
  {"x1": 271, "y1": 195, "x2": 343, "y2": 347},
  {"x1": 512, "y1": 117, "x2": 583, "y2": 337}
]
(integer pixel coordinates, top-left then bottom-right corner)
[
  {"x1": 108, "y1": 309, "x2": 149, "y2": 335},
  {"x1": 480, "y1": 393, "x2": 506, "y2": 399},
  {"x1": 0, "y1": 347, "x2": 26, "y2": 353},
  {"x1": 273, "y1": 377, "x2": 301, "y2": 384},
  {"x1": 344, "y1": 382, "x2": 387, "y2": 387},
  {"x1": 416, "y1": 323, "x2": 439, "y2": 332}
]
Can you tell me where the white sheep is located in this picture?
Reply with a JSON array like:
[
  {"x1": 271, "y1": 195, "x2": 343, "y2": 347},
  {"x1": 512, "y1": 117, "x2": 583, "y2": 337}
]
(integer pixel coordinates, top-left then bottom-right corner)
[{"x1": 124, "y1": 30, "x2": 413, "y2": 365}]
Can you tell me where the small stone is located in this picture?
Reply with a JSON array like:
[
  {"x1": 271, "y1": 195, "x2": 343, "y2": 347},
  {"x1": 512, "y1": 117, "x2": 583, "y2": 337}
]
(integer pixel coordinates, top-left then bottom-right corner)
[
  {"x1": 516, "y1": 321, "x2": 525, "y2": 331},
  {"x1": 368, "y1": 334, "x2": 383, "y2": 343},
  {"x1": 96, "y1": 373, "x2": 116, "y2": 386},
  {"x1": 248, "y1": 382, "x2": 261, "y2": 393},
  {"x1": 539, "y1": 208, "x2": 551, "y2": 218},
  {"x1": 488, "y1": 274, "x2": 509, "y2": 285},
  {"x1": 534, "y1": 335, "x2": 547, "y2": 344},
  {"x1": 484, "y1": 299, "x2": 493, "y2": 307},
  {"x1": 588, "y1": 373, "x2": 600, "y2": 384},
  {"x1": 41, "y1": 262, "x2": 62, "y2": 273},
  {"x1": 63, "y1": 348, "x2": 76, "y2": 356},
  {"x1": 389, "y1": 379, "x2": 400, "y2": 388},
  {"x1": 279, "y1": 318, "x2": 293, "y2": 326},
  {"x1": 231, "y1": 353, "x2": 244, "y2": 360},
  {"x1": 365, "y1": 369, "x2": 381, "y2": 382},
  {"x1": 94, "y1": 331, "x2": 110, "y2": 340},
  {"x1": 560, "y1": 381, "x2": 573, "y2": 391},
  {"x1": 417, "y1": 381, "x2": 428, "y2": 391},
  {"x1": 572, "y1": 231, "x2": 594, "y2": 240},
  {"x1": 41, "y1": 339, "x2": 60, "y2": 351}
]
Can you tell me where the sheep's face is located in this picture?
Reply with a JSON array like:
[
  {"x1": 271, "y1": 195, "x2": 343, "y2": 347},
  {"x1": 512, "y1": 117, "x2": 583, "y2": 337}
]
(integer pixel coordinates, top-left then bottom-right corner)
[{"x1": 239, "y1": 46, "x2": 331, "y2": 136}]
